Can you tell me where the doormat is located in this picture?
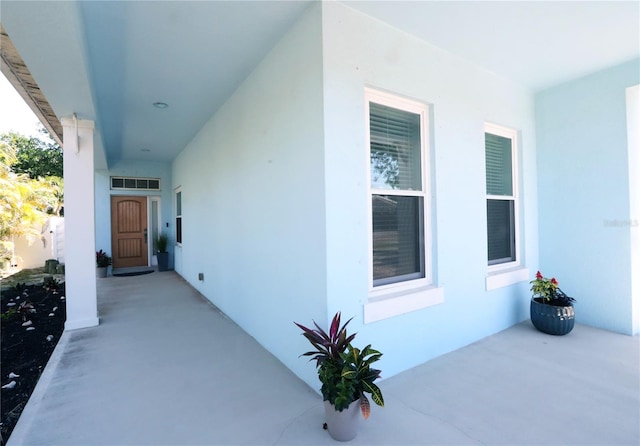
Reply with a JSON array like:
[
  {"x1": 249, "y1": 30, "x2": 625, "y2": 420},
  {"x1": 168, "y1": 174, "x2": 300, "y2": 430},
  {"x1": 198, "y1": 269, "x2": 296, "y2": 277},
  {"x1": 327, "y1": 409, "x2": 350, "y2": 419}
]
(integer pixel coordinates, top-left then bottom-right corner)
[{"x1": 112, "y1": 270, "x2": 155, "y2": 277}]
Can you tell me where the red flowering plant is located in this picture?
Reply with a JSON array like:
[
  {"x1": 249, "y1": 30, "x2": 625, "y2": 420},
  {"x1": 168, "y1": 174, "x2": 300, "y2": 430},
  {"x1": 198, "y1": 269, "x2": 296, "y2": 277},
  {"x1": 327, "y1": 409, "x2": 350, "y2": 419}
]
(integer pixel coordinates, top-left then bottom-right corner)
[{"x1": 530, "y1": 271, "x2": 575, "y2": 306}]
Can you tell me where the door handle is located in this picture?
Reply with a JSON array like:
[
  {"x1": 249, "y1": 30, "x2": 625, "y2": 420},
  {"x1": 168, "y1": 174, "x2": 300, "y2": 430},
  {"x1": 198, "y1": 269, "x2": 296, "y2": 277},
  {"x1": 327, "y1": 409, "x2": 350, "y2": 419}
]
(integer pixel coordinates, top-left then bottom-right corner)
[{"x1": 144, "y1": 228, "x2": 148, "y2": 244}]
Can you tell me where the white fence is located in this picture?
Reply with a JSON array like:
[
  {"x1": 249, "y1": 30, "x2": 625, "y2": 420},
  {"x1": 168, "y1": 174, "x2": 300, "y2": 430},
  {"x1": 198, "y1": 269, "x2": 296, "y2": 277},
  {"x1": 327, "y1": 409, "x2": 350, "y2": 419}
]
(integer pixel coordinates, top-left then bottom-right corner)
[{"x1": 10, "y1": 217, "x2": 64, "y2": 270}]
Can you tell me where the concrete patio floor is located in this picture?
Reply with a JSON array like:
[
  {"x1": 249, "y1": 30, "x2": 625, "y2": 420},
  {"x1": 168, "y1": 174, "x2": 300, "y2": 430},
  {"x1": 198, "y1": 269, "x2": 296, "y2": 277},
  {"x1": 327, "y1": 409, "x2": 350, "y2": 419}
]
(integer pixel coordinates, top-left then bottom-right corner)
[{"x1": 8, "y1": 271, "x2": 639, "y2": 445}]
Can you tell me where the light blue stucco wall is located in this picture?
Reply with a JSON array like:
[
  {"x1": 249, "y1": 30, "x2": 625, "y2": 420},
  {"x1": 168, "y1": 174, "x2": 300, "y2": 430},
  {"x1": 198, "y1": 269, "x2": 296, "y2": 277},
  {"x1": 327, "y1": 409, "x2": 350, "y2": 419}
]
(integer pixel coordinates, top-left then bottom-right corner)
[
  {"x1": 320, "y1": 3, "x2": 539, "y2": 379},
  {"x1": 536, "y1": 59, "x2": 640, "y2": 335},
  {"x1": 172, "y1": 5, "x2": 326, "y2": 387},
  {"x1": 95, "y1": 160, "x2": 173, "y2": 268},
  {"x1": 173, "y1": 2, "x2": 541, "y2": 389}
]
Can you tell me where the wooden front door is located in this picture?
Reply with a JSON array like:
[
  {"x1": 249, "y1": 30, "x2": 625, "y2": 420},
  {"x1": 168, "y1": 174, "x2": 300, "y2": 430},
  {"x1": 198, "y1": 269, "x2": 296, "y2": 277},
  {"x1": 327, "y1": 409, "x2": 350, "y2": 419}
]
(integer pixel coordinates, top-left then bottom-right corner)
[{"x1": 111, "y1": 196, "x2": 148, "y2": 268}]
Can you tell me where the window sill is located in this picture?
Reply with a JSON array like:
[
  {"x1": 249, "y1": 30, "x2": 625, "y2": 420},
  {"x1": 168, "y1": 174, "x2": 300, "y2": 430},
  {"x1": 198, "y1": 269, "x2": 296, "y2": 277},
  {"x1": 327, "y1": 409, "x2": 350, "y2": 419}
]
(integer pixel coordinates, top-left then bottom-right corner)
[
  {"x1": 364, "y1": 285, "x2": 444, "y2": 324},
  {"x1": 486, "y1": 267, "x2": 529, "y2": 291}
]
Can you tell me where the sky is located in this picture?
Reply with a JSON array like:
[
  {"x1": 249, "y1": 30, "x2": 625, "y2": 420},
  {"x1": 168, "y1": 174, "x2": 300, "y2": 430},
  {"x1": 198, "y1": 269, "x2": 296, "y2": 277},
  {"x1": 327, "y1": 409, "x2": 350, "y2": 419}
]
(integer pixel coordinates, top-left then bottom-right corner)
[{"x1": 0, "y1": 72, "x2": 43, "y2": 138}]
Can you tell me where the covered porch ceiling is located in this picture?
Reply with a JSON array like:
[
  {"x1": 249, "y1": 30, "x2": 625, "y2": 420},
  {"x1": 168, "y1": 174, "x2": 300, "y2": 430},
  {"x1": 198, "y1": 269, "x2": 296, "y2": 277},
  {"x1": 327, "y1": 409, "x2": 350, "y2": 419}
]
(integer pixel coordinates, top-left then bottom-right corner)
[{"x1": 1, "y1": 1, "x2": 638, "y2": 168}]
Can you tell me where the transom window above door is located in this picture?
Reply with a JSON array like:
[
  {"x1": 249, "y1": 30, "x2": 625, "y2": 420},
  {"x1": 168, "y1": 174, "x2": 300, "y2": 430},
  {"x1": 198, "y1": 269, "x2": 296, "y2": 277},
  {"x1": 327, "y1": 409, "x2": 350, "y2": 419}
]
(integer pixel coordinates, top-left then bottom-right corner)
[{"x1": 111, "y1": 176, "x2": 160, "y2": 191}]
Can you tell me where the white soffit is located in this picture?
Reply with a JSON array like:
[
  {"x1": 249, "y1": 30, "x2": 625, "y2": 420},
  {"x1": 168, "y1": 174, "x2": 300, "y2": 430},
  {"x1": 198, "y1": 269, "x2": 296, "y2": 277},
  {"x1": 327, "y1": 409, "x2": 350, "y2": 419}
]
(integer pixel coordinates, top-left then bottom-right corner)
[{"x1": 345, "y1": 1, "x2": 640, "y2": 91}]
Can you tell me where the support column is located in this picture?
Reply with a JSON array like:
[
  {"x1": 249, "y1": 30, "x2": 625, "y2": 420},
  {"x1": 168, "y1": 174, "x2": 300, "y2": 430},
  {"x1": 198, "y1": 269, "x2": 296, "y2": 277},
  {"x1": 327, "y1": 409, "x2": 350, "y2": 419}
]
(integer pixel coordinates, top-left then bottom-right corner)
[
  {"x1": 62, "y1": 116, "x2": 99, "y2": 330},
  {"x1": 627, "y1": 85, "x2": 640, "y2": 335}
]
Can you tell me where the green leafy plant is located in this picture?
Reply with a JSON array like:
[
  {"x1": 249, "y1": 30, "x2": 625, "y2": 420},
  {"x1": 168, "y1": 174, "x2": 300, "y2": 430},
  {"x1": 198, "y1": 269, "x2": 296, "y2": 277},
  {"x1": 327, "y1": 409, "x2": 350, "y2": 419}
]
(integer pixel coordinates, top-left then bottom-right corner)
[
  {"x1": 155, "y1": 232, "x2": 169, "y2": 254},
  {"x1": 295, "y1": 312, "x2": 384, "y2": 419},
  {"x1": 96, "y1": 249, "x2": 112, "y2": 267},
  {"x1": 1, "y1": 139, "x2": 61, "y2": 263},
  {"x1": 43, "y1": 276, "x2": 60, "y2": 292},
  {"x1": 530, "y1": 271, "x2": 575, "y2": 306},
  {"x1": 1, "y1": 307, "x2": 17, "y2": 320},
  {"x1": 1, "y1": 128, "x2": 63, "y2": 179}
]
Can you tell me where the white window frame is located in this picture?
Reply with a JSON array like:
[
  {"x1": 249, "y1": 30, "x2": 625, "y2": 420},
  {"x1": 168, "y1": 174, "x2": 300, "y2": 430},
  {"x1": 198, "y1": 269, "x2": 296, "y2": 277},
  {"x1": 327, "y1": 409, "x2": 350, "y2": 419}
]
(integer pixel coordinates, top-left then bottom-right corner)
[
  {"x1": 175, "y1": 187, "x2": 182, "y2": 247},
  {"x1": 364, "y1": 89, "x2": 443, "y2": 323},
  {"x1": 148, "y1": 196, "x2": 162, "y2": 263},
  {"x1": 485, "y1": 123, "x2": 528, "y2": 290}
]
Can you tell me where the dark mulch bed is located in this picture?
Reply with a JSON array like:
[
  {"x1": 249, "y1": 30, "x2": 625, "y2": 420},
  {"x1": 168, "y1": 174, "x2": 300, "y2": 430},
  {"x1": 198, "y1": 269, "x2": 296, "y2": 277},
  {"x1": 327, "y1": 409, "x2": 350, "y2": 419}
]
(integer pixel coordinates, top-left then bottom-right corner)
[{"x1": 1, "y1": 279, "x2": 66, "y2": 445}]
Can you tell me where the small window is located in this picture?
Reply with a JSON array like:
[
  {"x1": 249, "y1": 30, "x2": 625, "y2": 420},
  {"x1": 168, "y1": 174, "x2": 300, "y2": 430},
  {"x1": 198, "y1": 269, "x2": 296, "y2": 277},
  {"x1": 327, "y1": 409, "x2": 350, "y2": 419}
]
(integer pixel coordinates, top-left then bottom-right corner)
[
  {"x1": 366, "y1": 89, "x2": 431, "y2": 290},
  {"x1": 110, "y1": 176, "x2": 161, "y2": 191},
  {"x1": 485, "y1": 124, "x2": 519, "y2": 267},
  {"x1": 175, "y1": 189, "x2": 182, "y2": 245},
  {"x1": 136, "y1": 179, "x2": 148, "y2": 189}
]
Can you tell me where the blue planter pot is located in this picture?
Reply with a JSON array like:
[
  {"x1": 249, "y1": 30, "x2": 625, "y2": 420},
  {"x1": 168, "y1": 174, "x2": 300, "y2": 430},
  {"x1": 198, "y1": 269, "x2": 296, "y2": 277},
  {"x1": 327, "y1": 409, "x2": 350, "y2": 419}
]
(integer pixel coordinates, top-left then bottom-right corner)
[
  {"x1": 530, "y1": 298, "x2": 575, "y2": 335},
  {"x1": 157, "y1": 252, "x2": 169, "y2": 272}
]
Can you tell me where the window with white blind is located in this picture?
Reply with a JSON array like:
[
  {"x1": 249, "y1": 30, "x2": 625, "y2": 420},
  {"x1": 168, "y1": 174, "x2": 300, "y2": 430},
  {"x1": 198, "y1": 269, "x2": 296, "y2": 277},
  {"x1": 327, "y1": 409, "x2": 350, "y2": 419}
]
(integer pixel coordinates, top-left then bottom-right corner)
[
  {"x1": 175, "y1": 189, "x2": 182, "y2": 245},
  {"x1": 485, "y1": 124, "x2": 519, "y2": 268},
  {"x1": 366, "y1": 89, "x2": 431, "y2": 291}
]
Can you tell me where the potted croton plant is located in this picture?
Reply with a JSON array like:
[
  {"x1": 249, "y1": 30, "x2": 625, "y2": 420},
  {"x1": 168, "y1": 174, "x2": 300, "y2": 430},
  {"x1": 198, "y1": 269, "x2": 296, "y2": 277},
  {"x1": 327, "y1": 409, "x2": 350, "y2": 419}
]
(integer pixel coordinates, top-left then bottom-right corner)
[
  {"x1": 530, "y1": 270, "x2": 576, "y2": 335},
  {"x1": 295, "y1": 312, "x2": 384, "y2": 442},
  {"x1": 96, "y1": 249, "x2": 112, "y2": 278}
]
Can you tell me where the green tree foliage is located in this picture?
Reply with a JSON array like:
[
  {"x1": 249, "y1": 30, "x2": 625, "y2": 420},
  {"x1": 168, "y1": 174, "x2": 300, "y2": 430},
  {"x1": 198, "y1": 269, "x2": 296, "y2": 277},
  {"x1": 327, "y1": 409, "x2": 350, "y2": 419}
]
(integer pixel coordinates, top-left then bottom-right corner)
[
  {"x1": 0, "y1": 127, "x2": 63, "y2": 178},
  {"x1": 0, "y1": 139, "x2": 61, "y2": 264},
  {"x1": 0, "y1": 128, "x2": 63, "y2": 216}
]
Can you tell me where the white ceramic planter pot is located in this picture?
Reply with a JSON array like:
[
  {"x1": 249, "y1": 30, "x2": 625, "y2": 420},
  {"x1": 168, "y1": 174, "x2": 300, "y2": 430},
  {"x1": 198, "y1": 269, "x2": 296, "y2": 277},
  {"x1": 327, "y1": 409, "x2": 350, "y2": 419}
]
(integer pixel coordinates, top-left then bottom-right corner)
[{"x1": 324, "y1": 400, "x2": 360, "y2": 442}]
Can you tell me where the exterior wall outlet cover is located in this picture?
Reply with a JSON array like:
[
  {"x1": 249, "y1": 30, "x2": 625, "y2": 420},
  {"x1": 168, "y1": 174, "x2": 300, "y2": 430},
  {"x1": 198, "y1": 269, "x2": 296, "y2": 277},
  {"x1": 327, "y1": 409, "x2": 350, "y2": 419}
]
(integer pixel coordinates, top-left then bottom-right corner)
[{"x1": 198, "y1": 273, "x2": 204, "y2": 281}]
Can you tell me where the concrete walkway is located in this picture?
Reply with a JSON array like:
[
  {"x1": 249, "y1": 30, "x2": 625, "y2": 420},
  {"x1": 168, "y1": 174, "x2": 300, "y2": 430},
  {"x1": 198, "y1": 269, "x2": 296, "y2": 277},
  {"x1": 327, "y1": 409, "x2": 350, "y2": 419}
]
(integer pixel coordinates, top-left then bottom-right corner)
[{"x1": 8, "y1": 271, "x2": 639, "y2": 445}]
